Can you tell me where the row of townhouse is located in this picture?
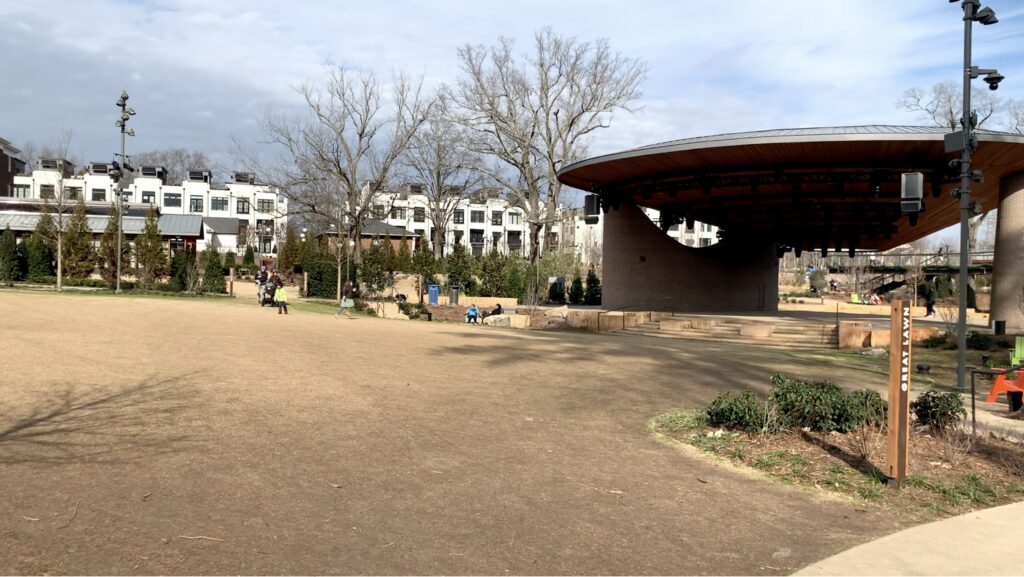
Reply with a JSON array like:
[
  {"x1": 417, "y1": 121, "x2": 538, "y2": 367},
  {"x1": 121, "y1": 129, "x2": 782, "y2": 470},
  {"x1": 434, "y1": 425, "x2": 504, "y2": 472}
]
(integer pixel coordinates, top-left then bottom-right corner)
[
  {"x1": 372, "y1": 184, "x2": 570, "y2": 258},
  {"x1": 9, "y1": 160, "x2": 288, "y2": 255},
  {"x1": 371, "y1": 184, "x2": 719, "y2": 265}
]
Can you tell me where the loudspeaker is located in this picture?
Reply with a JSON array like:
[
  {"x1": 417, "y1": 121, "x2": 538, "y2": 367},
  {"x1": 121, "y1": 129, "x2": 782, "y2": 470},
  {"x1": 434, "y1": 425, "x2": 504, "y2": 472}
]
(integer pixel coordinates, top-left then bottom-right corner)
[
  {"x1": 583, "y1": 194, "x2": 600, "y2": 224},
  {"x1": 901, "y1": 173, "x2": 924, "y2": 213}
]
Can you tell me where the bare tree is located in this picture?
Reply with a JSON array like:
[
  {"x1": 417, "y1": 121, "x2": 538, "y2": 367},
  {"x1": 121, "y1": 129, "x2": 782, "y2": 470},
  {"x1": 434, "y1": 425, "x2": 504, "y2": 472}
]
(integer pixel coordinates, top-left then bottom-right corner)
[
  {"x1": 403, "y1": 92, "x2": 482, "y2": 257},
  {"x1": 453, "y1": 28, "x2": 647, "y2": 265},
  {"x1": 896, "y1": 80, "x2": 1002, "y2": 130},
  {"x1": 34, "y1": 130, "x2": 77, "y2": 292},
  {"x1": 897, "y1": 81, "x2": 1009, "y2": 258},
  {"x1": 1006, "y1": 99, "x2": 1024, "y2": 135},
  {"x1": 245, "y1": 67, "x2": 432, "y2": 300},
  {"x1": 17, "y1": 134, "x2": 82, "y2": 175}
]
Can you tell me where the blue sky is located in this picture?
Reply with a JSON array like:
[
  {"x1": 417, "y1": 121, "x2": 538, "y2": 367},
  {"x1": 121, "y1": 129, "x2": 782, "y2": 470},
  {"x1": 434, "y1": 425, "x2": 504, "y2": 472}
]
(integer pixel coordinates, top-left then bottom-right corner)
[{"x1": 2, "y1": 0, "x2": 1022, "y2": 190}]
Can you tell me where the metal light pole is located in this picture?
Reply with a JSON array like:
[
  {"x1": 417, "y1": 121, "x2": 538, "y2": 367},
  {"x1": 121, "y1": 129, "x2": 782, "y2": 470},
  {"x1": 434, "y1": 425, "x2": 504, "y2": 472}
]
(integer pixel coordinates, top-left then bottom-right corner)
[
  {"x1": 951, "y1": 0, "x2": 1002, "y2": 391},
  {"x1": 114, "y1": 90, "x2": 135, "y2": 293}
]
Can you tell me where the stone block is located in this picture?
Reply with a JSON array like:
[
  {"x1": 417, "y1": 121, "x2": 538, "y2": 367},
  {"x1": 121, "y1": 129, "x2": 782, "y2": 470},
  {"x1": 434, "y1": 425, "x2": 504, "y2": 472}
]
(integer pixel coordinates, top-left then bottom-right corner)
[
  {"x1": 660, "y1": 318, "x2": 692, "y2": 332},
  {"x1": 870, "y1": 330, "x2": 890, "y2": 348},
  {"x1": 839, "y1": 321, "x2": 872, "y2": 349},
  {"x1": 739, "y1": 324, "x2": 775, "y2": 338}
]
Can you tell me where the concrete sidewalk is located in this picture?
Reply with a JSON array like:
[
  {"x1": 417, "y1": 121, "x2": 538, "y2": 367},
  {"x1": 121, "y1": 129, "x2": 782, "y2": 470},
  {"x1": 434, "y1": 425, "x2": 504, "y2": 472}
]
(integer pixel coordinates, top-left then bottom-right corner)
[{"x1": 795, "y1": 501, "x2": 1024, "y2": 575}]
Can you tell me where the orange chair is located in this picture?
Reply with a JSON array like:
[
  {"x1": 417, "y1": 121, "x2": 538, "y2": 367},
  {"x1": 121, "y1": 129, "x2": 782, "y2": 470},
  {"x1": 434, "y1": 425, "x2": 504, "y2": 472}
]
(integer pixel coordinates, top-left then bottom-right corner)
[{"x1": 986, "y1": 371, "x2": 1024, "y2": 403}]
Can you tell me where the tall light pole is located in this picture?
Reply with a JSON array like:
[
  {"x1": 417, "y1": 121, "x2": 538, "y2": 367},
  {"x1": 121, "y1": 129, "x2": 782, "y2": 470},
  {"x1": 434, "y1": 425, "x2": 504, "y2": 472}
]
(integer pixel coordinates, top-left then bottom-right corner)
[
  {"x1": 949, "y1": 0, "x2": 1002, "y2": 391},
  {"x1": 114, "y1": 90, "x2": 136, "y2": 293}
]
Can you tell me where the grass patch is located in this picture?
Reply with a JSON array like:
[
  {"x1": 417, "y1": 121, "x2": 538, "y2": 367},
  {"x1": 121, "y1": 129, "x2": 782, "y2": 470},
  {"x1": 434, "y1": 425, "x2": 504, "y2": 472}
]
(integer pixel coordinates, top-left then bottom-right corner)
[
  {"x1": 651, "y1": 406, "x2": 1024, "y2": 523},
  {"x1": 651, "y1": 410, "x2": 708, "y2": 433}
]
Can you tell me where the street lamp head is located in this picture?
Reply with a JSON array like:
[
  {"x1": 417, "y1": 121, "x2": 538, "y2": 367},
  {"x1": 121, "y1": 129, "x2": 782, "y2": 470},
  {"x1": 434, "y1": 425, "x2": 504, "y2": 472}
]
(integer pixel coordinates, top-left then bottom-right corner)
[
  {"x1": 974, "y1": 6, "x2": 998, "y2": 24},
  {"x1": 126, "y1": 107, "x2": 136, "y2": 116},
  {"x1": 983, "y1": 71, "x2": 1004, "y2": 90},
  {"x1": 125, "y1": 128, "x2": 135, "y2": 137},
  {"x1": 120, "y1": 90, "x2": 129, "y2": 101}
]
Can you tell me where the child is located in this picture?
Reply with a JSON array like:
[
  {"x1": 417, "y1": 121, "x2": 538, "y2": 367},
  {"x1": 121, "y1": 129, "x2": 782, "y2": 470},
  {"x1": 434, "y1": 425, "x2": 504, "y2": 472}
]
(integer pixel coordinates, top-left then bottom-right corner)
[{"x1": 275, "y1": 284, "x2": 288, "y2": 315}]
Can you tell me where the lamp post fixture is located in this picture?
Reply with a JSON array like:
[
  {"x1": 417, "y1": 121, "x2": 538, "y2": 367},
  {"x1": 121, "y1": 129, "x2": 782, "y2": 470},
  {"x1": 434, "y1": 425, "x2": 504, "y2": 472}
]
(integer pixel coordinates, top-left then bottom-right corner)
[
  {"x1": 950, "y1": 0, "x2": 1003, "y2": 391},
  {"x1": 114, "y1": 90, "x2": 135, "y2": 293}
]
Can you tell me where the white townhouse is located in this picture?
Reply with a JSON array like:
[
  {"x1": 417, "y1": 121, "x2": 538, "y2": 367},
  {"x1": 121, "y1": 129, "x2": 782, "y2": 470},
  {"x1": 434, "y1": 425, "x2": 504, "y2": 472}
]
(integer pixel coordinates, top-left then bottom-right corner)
[
  {"x1": 372, "y1": 183, "x2": 572, "y2": 258},
  {"x1": 11, "y1": 161, "x2": 287, "y2": 256}
]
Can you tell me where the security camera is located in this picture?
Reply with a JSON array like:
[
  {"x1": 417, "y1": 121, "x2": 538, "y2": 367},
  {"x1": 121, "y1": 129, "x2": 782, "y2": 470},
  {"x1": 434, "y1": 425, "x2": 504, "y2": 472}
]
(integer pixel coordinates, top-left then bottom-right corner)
[{"x1": 984, "y1": 72, "x2": 1004, "y2": 90}]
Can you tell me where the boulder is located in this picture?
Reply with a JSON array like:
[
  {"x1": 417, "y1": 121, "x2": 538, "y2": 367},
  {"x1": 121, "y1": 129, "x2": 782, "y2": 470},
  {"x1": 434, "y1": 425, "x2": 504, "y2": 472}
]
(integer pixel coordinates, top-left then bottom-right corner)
[{"x1": 544, "y1": 305, "x2": 570, "y2": 319}]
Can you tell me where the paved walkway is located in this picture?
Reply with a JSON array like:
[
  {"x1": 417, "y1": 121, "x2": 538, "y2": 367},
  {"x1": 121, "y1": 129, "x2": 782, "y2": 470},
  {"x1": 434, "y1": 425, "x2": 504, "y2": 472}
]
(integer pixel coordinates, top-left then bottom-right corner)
[{"x1": 795, "y1": 500, "x2": 1024, "y2": 576}]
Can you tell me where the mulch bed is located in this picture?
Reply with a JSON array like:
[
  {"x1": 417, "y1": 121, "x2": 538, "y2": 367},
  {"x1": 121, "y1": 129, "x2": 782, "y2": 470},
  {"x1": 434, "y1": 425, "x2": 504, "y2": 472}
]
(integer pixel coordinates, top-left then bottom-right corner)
[{"x1": 656, "y1": 416, "x2": 1024, "y2": 523}]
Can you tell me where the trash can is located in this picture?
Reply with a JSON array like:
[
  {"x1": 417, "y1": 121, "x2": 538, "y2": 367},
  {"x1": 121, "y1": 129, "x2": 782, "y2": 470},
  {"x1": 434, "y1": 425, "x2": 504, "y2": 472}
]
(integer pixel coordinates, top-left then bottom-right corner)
[
  {"x1": 449, "y1": 286, "x2": 460, "y2": 306},
  {"x1": 428, "y1": 284, "x2": 439, "y2": 306},
  {"x1": 994, "y1": 320, "x2": 1006, "y2": 336}
]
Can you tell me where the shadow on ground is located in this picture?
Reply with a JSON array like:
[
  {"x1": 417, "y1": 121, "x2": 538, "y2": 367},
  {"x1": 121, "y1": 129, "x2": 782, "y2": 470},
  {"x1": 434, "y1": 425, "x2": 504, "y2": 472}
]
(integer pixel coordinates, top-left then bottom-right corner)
[{"x1": 0, "y1": 373, "x2": 202, "y2": 465}]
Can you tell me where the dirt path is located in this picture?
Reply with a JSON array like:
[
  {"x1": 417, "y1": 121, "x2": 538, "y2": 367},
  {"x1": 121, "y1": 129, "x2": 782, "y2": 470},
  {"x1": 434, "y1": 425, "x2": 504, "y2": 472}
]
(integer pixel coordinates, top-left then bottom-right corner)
[{"x1": 0, "y1": 291, "x2": 900, "y2": 575}]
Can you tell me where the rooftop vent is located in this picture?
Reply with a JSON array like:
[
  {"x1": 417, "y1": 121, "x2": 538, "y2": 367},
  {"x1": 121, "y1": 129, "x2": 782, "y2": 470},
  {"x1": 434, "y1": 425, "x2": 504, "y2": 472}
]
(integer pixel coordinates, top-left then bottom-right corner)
[
  {"x1": 187, "y1": 170, "x2": 211, "y2": 183},
  {"x1": 233, "y1": 172, "x2": 256, "y2": 184}
]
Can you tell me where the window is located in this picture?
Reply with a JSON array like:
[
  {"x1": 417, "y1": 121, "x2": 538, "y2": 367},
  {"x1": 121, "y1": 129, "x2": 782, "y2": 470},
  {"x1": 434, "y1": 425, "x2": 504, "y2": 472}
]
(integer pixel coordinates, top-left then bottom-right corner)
[
  {"x1": 390, "y1": 207, "x2": 406, "y2": 220},
  {"x1": 470, "y1": 210, "x2": 485, "y2": 224},
  {"x1": 211, "y1": 197, "x2": 228, "y2": 211},
  {"x1": 414, "y1": 207, "x2": 425, "y2": 222},
  {"x1": 491, "y1": 211, "x2": 502, "y2": 225},
  {"x1": 371, "y1": 204, "x2": 385, "y2": 220},
  {"x1": 453, "y1": 210, "x2": 464, "y2": 224},
  {"x1": 413, "y1": 229, "x2": 424, "y2": 240},
  {"x1": 454, "y1": 230, "x2": 464, "y2": 244},
  {"x1": 164, "y1": 193, "x2": 182, "y2": 207},
  {"x1": 237, "y1": 199, "x2": 250, "y2": 214},
  {"x1": 507, "y1": 231, "x2": 522, "y2": 254},
  {"x1": 700, "y1": 238, "x2": 711, "y2": 247},
  {"x1": 508, "y1": 212, "x2": 521, "y2": 225},
  {"x1": 13, "y1": 184, "x2": 30, "y2": 198},
  {"x1": 40, "y1": 185, "x2": 55, "y2": 199},
  {"x1": 142, "y1": 191, "x2": 155, "y2": 204},
  {"x1": 492, "y1": 231, "x2": 502, "y2": 246},
  {"x1": 190, "y1": 196, "x2": 204, "y2": 213},
  {"x1": 702, "y1": 223, "x2": 711, "y2": 233},
  {"x1": 66, "y1": 186, "x2": 82, "y2": 200},
  {"x1": 470, "y1": 231, "x2": 484, "y2": 257},
  {"x1": 257, "y1": 199, "x2": 274, "y2": 213}
]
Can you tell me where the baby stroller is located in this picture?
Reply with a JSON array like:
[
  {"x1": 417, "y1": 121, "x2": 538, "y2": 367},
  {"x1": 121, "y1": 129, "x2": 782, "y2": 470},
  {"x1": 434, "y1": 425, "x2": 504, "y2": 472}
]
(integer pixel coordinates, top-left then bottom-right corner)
[{"x1": 258, "y1": 279, "x2": 277, "y2": 307}]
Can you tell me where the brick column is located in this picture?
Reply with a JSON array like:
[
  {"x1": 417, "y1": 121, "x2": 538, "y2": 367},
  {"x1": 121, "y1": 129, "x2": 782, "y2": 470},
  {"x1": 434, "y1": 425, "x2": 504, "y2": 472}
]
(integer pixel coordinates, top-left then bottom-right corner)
[
  {"x1": 602, "y1": 200, "x2": 779, "y2": 312},
  {"x1": 991, "y1": 172, "x2": 1024, "y2": 331}
]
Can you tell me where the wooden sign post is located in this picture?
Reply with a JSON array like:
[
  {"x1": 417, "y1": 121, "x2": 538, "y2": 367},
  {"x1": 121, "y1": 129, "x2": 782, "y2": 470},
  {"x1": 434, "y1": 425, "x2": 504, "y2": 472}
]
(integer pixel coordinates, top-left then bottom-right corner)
[{"x1": 887, "y1": 300, "x2": 912, "y2": 487}]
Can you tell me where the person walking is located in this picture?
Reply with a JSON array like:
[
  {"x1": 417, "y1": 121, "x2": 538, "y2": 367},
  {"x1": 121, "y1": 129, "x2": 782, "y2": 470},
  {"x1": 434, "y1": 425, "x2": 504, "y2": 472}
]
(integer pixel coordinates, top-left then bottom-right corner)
[
  {"x1": 335, "y1": 281, "x2": 357, "y2": 319},
  {"x1": 925, "y1": 284, "x2": 937, "y2": 318},
  {"x1": 275, "y1": 283, "x2": 288, "y2": 315}
]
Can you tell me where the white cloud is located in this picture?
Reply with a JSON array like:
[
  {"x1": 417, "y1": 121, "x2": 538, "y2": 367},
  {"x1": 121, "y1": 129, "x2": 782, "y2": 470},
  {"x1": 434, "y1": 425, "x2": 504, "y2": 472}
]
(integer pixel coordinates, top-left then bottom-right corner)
[{"x1": 1, "y1": 0, "x2": 1020, "y2": 167}]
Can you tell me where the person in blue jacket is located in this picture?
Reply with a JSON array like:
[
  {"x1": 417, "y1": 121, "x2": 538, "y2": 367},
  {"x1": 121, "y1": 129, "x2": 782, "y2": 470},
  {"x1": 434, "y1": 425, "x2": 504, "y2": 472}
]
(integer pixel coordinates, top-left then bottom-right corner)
[{"x1": 466, "y1": 304, "x2": 480, "y2": 324}]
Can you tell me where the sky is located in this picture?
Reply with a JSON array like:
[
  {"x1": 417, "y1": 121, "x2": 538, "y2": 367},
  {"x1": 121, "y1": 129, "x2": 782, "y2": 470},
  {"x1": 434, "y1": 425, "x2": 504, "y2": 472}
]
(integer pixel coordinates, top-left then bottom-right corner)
[{"x1": 2, "y1": 0, "x2": 1023, "y2": 231}]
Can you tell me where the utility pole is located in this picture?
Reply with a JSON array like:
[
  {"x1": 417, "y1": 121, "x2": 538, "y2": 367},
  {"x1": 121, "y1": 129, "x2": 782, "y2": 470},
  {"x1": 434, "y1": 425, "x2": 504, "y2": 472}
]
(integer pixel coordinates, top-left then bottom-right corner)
[
  {"x1": 115, "y1": 90, "x2": 136, "y2": 293},
  {"x1": 949, "y1": 0, "x2": 1002, "y2": 391}
]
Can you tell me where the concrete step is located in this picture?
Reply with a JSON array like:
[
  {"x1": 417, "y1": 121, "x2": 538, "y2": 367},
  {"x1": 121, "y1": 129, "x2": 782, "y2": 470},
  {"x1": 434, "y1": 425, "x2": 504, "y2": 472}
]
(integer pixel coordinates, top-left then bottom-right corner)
[{"x1": 616, "y1": 324, "x2": 838, "y2": 349}]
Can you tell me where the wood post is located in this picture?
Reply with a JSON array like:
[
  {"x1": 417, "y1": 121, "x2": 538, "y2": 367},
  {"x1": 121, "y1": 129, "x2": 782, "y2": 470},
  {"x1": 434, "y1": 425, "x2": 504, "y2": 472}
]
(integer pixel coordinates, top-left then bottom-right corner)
[
  {"x1": 303, "y1": 271, "x2": 309, "y2": 298},
  {"x1": 887, "y1": 300, "x2": 912, "y2": 487},
  {"x1": 229, "y1": 267, "x2": 235, "y2": 297}
]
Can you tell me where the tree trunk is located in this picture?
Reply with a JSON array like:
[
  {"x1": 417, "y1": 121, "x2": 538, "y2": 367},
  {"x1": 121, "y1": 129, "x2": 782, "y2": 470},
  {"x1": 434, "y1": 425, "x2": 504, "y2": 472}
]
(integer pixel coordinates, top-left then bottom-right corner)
[
  {"x1": 528, "y1": 222, "x2": 542, "y2": 267},
  {"x1": 56, "y1": 233, "x2": 63, "y2": 292},
  {"x1": 434, "y1": 228, "x2": 446, "y2": 258}
]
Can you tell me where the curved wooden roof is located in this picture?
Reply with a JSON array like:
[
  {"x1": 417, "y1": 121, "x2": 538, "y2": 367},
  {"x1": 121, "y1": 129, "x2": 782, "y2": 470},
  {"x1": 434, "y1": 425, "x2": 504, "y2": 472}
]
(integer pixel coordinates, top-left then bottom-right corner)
[{"x1": 557, "y1": 126, "x2": 1024, "y2": 251}]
